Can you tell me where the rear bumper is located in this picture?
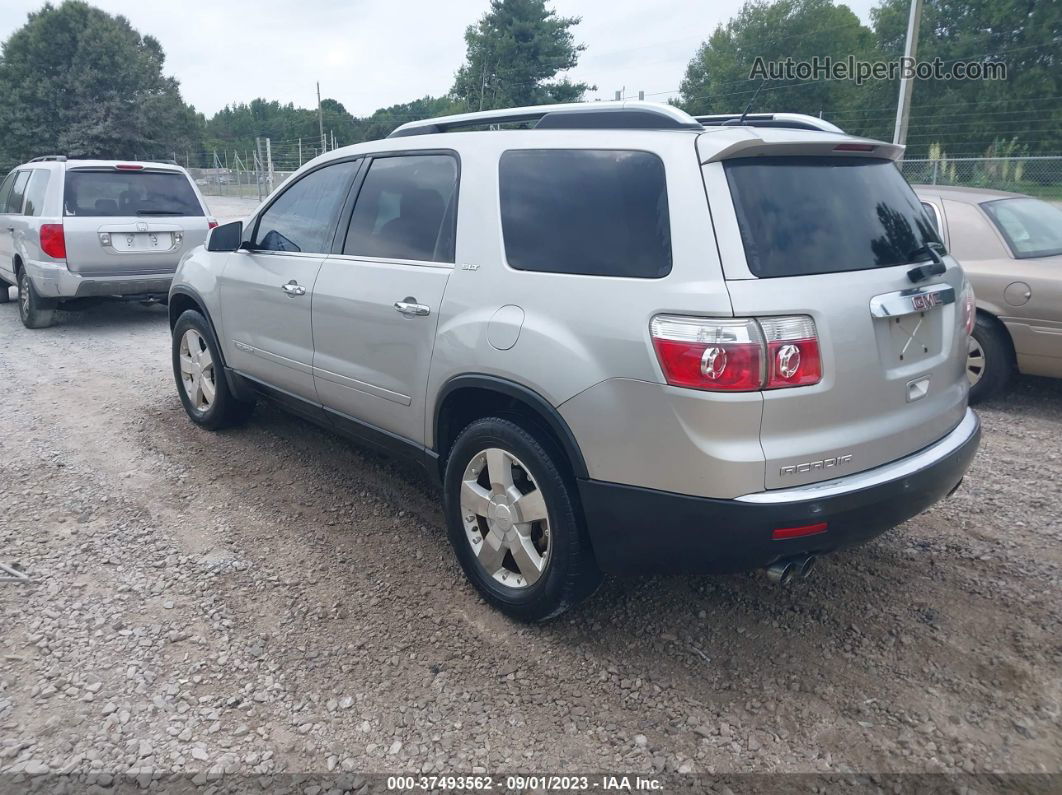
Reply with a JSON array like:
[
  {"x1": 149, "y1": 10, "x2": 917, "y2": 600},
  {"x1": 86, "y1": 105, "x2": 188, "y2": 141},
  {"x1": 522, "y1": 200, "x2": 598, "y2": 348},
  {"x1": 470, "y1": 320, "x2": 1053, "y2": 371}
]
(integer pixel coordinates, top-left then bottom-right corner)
[
  {"x1": 578, "y1": 408, "x2": 981, "y2": 575},
  {"x1": 25, "y1": 259, "x2": 174, "y2": 299}
]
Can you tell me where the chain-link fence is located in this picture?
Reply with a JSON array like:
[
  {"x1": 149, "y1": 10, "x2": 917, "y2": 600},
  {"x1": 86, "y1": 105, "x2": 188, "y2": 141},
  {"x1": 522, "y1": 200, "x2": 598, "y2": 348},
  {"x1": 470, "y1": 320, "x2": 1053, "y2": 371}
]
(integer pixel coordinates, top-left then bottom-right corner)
[{"x1": 899, "y1": 156, "x2": 1062, "y2": 202}]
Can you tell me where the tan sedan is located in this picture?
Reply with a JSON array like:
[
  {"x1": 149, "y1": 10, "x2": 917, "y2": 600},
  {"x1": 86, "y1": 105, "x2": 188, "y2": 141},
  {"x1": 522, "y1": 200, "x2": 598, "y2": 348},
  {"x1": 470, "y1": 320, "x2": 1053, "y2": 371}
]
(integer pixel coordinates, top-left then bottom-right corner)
[{"x1": 915, "y1": 185, "x2": 1062, "y2": 402}]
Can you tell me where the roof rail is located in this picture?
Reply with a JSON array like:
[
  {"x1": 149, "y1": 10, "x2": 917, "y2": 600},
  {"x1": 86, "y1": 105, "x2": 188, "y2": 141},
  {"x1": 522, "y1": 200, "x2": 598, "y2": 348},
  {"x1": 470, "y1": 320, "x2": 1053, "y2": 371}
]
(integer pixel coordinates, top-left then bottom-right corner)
[
  {"x1": 28, "y1": 155, "x2": 68, "y2": 162},
  {"x1": 695, "y1": 113, "x2": 844, "y2": 134},
  {"x1": 388, "y1": 101, "x2": 703, "y2": 138}
]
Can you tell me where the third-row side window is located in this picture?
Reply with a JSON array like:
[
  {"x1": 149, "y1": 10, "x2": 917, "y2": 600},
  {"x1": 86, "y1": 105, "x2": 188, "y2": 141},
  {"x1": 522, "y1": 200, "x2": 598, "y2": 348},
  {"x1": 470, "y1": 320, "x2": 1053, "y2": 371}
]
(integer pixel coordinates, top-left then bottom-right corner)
[{"x1": 499, "y1": 149, "x2": 672, "y2": 278}]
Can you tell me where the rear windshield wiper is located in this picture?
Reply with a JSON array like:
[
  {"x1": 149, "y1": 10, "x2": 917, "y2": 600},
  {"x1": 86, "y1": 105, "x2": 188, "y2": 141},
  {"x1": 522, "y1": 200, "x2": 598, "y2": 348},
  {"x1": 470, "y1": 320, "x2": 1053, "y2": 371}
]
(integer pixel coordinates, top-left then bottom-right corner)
[
  {"x1": 907, "y1": 242, "x2": 947, "y2": 282},
  {"x1": 136, "y1": 210, "x2": 184, "y2": 216}
]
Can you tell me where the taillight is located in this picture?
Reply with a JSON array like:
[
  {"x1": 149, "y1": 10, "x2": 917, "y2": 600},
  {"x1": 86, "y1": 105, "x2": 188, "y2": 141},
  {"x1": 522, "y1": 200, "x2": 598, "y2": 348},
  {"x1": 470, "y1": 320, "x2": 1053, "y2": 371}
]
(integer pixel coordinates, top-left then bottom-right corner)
[
  {"x1": 961, "y1": 280, "x2": 976, "y2": 335},
  {"x1": 760, "y1": 316, "x2": 822, "y2": 389},
  {"x1": 39, "y1": 224, "x2": 66, "y2": 259},
  {"x1": 650, "y1": 316, "x2": 764, "y2": 391},
  {"x1": 650, "y1": 314, "x2": 821, "y2": 392},
  {"x1": 208, "y1": 218, "x2": 219, "y2": 230}
]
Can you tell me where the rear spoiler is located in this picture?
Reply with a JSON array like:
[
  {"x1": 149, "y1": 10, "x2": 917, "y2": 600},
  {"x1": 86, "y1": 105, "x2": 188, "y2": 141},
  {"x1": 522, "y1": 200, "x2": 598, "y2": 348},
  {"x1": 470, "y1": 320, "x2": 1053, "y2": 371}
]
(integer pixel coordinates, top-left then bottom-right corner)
[{"x1": 700, "y1": 129, "x2": 904, "y2": 163}]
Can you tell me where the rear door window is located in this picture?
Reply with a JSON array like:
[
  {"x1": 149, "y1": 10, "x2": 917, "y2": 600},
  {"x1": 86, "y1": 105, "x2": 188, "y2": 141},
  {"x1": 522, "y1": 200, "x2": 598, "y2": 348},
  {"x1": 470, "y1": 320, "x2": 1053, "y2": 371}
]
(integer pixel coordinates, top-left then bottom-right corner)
[
  {"x1": 0, "y1": 172, "x2": 16, "y2": 213},
  {"x1": 23, "y1": 170, "x2": 51, "y2": 216},
  {"x1": 724, "y1": 156, "x2": 942, "y2": 278},
  {"x1": 6, "y1": 171, "x2": 30, "y2": 214},
  {"x1": 64, "y1": 169, "x2": 204, "y2": 217},
  {"x1": 499, "y1": 149, "x2": 671, "y2": 278},
  {"x1": 253, "y1": 159, "x2": 359, "y2": 254},
  {"x1": 342, "y1": 154, "x2": 459, "y2": 263},
  {"x1": 982, "y1": 197, "x2": 1062, "y2": 259}
]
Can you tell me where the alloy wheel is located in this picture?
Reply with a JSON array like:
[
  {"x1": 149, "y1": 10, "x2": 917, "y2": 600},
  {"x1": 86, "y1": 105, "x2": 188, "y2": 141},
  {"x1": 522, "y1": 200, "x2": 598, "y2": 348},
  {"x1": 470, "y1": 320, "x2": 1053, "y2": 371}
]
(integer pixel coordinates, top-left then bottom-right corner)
[
  {"x1": 178, "y1": 329, "x2": 217, "y2": 412},
  {"x1": 19, "y1": 274, "x2": 30, "y2": 318},
  {"x1": 460, "y1": 448, "x2": 551, "y2": 589},
  {"x1": 966, "y1": 336, "x2": 985, "y2": 387}
]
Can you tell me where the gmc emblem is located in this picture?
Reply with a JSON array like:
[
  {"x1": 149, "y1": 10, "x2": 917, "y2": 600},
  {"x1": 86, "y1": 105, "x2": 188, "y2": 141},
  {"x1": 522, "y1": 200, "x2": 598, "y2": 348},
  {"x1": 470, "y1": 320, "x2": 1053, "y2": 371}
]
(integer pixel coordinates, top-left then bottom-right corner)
[{"x1": 912, "y1": 292, "x2": 942, "y2": 311}]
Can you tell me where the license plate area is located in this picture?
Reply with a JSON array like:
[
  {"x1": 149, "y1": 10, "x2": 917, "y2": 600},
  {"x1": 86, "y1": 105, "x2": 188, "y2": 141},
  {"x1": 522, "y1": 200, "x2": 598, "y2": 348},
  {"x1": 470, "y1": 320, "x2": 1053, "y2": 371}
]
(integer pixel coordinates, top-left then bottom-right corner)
[
  {"x1": 109, "y1": 232, "x2": 175, "y2": 252},
  {"x1": 870, "y1": 284, "x2": 954, "y2": 370}
]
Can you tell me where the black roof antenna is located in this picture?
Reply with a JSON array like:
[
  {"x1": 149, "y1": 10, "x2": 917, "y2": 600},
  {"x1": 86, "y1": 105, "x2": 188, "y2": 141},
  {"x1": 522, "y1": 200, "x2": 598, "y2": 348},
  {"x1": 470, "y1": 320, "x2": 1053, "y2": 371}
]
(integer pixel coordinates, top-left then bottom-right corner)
[{"x1": 727, "y1": 78, "x2": 769, "y2": 126}]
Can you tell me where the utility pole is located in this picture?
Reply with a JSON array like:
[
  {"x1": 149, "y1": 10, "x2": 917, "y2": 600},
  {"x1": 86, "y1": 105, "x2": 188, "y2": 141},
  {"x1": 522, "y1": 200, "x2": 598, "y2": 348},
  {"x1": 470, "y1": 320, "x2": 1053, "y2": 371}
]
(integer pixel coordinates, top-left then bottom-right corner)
[
  {"x1": 265, "y1": 137, "x2": 274, "y2": 194},
  {"x1": 298, "y1": 138, "x2": 303, "y2": 167},
  {"x1": 317, "y1": 81, "x2": 326, "y2": 153},
  {"x1": 892, "y1": 0, "x2": 923, "y2": 150}
]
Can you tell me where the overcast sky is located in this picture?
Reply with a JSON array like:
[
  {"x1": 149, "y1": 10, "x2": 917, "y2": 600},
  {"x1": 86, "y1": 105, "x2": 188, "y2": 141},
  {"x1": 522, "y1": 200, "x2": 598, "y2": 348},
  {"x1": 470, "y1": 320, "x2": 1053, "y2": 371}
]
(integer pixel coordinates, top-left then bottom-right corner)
[{"x1": 0, "y1": 0, "x2": 879, "y2": 117}]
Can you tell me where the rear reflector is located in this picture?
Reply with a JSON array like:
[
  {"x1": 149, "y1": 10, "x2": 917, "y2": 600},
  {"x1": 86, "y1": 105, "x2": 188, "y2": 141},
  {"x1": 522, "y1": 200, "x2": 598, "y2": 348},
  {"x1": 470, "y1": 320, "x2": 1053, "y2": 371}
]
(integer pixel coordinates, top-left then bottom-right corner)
[
  {"x1": 772, "y1": 522, "x2": 828, "y2": 541},
  {"x1": 115, "y1": 164, "x2": 144, "y2": 170},
  {"x1": 39, "y1": 224, "x2": 66, "y2": 259},
  {"x1": 834, "y1": 143, "x2": 876, "y2": 152}
]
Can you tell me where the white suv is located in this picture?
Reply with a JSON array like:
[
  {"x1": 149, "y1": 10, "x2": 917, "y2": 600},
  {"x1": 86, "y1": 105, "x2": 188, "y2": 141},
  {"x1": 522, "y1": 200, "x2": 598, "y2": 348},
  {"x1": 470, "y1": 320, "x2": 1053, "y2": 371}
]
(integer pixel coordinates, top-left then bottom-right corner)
[
  {"x1": 0, "y1": 157, "x2": 214, "y2": 328},
  {"x1": 167, "y1": 102, "x2": 981, "y2": 621}
]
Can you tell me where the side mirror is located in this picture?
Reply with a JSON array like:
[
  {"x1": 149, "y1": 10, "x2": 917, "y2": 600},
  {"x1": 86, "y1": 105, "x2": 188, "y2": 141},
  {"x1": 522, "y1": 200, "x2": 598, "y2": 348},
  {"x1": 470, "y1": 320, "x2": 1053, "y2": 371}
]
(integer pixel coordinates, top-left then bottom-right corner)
[{"x1": 207, "y1": 220, "x2": 243, "y2": 252}]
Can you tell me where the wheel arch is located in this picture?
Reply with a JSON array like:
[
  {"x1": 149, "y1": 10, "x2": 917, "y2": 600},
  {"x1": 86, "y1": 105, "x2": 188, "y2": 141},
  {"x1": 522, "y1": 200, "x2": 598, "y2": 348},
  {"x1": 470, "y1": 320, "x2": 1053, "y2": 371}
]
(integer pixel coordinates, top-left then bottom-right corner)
[
  {"x1": 169, "y1": 286, "x2": 252, "y2": 401},
  {"x1": 432, "y1": 375, "x2": 589, "y2": 482},
  {"x1": 975, "y1": 307, "x2": 1017, "y2": 360}
]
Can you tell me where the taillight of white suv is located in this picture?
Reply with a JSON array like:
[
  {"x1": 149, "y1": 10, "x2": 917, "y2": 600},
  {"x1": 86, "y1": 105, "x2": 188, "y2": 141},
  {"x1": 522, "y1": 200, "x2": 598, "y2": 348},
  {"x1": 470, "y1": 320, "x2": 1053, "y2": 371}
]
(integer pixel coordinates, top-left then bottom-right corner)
[{"x1": 650, "y1": 314, "x2": 822, "y2": 392}]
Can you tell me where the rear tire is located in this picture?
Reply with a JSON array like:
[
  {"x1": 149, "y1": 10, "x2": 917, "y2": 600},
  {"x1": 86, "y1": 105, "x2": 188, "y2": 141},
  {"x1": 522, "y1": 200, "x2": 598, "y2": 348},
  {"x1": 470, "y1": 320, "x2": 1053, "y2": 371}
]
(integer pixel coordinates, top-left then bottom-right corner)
[
  {"x1": 967, "y1": 314, "x2": 1013, "y2": 404},
  {"x1": 443, "y1": 417, "x2": 601, "y2": 622},
  {"x1": 172, "y1": 309, "x2": 255, "y2": 430},
  {"x1": 18, "y1": 270, "x2": 57, "y2": 329}
]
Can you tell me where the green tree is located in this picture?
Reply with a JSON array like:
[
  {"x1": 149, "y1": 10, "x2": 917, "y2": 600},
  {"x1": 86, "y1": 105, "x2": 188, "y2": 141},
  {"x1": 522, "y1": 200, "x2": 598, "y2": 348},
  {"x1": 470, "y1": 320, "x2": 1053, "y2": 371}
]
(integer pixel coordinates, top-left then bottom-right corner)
[
  {"x1": 0, "y1": 1, "x2": 200, "y2": 168},
  {"x1": 677, "y1": 0, "x2": 875, "y2": 118},
  {"x1": 858, "y1": 0, "x2": 1062, "y2": 157},
  {"x1": 451, "y1": 0, "x2": 592, "y2": 111}
]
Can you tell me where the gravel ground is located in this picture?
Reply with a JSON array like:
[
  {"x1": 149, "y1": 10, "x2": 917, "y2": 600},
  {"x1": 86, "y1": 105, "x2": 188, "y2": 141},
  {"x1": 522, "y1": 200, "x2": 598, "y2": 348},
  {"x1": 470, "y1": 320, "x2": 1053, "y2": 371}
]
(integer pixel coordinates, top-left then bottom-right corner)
[{"x1": 0, "y1": 294, "x2": 1060, "y2": 789}]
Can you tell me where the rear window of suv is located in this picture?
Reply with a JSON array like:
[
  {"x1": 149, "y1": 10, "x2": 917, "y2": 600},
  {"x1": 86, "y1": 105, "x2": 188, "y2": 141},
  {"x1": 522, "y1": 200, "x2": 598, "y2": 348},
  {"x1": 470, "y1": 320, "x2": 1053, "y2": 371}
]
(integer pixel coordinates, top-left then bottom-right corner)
[
  {"x1": 64, "y1": 169, "x2": 203, "y2": 218},
  {"x1": 724, "y1": 156, "x2": 941, "y2": 278},
  {"x1": 499, "y1": 149, "x2": 671, "y2": 278}
]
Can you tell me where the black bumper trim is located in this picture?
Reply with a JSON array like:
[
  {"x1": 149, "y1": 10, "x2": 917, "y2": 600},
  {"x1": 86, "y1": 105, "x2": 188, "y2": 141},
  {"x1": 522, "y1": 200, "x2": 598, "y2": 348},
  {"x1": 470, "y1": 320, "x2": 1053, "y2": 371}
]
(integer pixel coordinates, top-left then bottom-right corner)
[{"x1": 577, "y1": 415, "x2": 981, "y2": 575}]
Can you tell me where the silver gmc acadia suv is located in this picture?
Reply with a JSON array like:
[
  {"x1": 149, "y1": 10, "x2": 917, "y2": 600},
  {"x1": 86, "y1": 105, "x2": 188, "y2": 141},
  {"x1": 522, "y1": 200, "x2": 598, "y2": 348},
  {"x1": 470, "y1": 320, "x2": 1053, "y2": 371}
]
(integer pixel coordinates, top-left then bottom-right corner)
[
  {"x1": 0, "y1": 157, "x2": 214, "y2": 328},
  {"x1": 167, "y1": 102, "x2": 981, "y2": 621}
]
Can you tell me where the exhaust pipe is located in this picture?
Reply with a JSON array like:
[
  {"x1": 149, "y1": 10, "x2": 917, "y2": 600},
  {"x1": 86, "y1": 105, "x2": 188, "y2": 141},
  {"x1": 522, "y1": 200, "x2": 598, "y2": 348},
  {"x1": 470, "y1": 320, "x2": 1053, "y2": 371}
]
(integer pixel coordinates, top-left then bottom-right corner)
[
  {"x1": 766, "y1": 560, "x2": 796, "y2": 586},
  {"x1": 765, "y1": 554, "x2": 817, "y2": 586}
]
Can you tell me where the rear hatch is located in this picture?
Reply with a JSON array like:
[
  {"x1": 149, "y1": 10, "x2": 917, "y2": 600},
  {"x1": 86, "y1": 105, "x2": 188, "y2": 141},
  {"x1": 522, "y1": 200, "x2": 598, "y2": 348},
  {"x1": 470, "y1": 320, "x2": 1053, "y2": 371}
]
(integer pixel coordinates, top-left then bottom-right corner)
[
  {"x1": 62, "y1": 166, "x2": 211, "y2": 276},
  {"x1": 700, "y1": 138, "x2": 969, "y2": 489}
]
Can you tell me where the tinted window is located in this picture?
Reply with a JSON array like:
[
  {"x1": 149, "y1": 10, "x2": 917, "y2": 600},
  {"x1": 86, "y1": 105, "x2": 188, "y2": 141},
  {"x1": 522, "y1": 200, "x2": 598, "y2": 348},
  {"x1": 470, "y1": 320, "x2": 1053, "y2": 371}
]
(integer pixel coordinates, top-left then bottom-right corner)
[
  {"x1": 255, "y1": 160, "x2": 359, "y2": 254},
  {"x1": 0, "y1": 172, "x2": 16, "y2": 213},
  {"x1": 982, "y1": 197, "x2": 1062, "y2": 259},
  {"x1": 64, "y1": 170, "x2": 203, "y2": 217},
  {"x1": 724, "y1": 157, "x2": 942, "y2": 278},
  {"x1": 23, "y1": 170, "x2": 50, "y2": 217},
  {"x1": 500, "y1": 150, "x2": 671, "y2": 278},
  {"x1": 6, "y1": 171, "x2": 30, "y2": 214},
  {"x1": 343, "y1": 155, "x2": 458, "y2": 263}
]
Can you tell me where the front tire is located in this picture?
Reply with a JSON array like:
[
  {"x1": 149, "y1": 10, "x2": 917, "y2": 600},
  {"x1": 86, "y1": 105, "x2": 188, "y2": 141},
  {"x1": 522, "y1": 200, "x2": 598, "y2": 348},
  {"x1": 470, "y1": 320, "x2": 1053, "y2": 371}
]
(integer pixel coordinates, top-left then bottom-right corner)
[
  {"x1": 443, "y1": 417, "x2": 601, "y2": 622},
  {"x1": 967, "y1": 315, "x2": 1014, "y2": 404},
  {"x1": 17, "y1": 271, "x2": 57, "y2": 328},
  {"x1": 172, "y1": 309, "x2": 255, "y2": 430}
]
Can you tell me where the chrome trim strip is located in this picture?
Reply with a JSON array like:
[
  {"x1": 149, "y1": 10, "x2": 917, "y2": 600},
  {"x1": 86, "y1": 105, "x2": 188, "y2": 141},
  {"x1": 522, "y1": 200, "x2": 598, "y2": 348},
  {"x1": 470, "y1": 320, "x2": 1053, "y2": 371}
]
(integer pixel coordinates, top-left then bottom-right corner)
[
  {"x1": 325, "y1": 253, "x2": 454, "y2": 270},
  {"x1": 736, "y1": 408, "x2": 979, "y2": 504},
  {"x1": 312, "y1": 367, "x2": 412, "y2": 406},
  {"x1": 870, "y1": 283, "x2": 955, "y2": 318}
]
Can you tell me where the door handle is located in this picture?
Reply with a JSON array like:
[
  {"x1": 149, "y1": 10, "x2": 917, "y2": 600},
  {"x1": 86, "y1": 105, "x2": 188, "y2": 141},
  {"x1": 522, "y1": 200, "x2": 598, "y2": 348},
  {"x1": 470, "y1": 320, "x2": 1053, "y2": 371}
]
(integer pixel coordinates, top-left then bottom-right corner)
[
  {"x1": 281, "y1": 280, "x2": 305, "y2": 297},
  {"x1": 394, "y1": 298, "x2": 430, "y2": 317}
]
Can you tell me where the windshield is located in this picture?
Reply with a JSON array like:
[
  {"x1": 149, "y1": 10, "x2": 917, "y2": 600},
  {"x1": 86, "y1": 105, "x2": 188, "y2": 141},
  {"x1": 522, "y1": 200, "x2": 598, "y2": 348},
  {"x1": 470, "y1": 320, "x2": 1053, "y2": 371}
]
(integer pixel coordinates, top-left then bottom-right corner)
[
  {"x1": 724, "y1": 156, "x2": 942, "y2": 278},
  {"x1": 981, "y1": 197, "x2": 1062, "y2": 259},
  {"x1": 64, "y1": 170, "x2": 203, "y2": 217}
]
